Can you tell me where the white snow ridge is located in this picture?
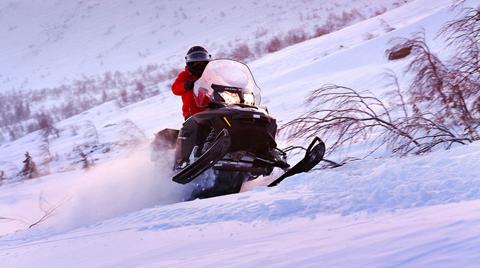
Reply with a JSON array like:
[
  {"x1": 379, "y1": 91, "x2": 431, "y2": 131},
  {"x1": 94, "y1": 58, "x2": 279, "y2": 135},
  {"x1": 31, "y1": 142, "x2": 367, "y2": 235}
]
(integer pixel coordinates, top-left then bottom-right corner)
[{"x1": 1, "y1": 0, "x2": 480, "y2": 267}]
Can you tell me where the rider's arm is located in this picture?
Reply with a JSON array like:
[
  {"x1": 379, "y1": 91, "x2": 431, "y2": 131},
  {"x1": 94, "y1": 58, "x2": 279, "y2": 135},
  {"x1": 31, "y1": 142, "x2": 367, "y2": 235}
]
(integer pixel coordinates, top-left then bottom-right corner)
[
  {"x1": 172, "y1": 71, "x2": 188, "y2": 95},
  {"x1": 172, "y1": 70, "x2": 196, "y2": 95}
]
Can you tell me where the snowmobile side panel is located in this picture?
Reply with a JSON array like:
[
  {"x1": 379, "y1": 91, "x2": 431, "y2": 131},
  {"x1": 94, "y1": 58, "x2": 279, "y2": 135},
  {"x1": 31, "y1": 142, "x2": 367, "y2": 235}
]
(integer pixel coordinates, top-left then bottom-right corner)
[
  {"x1": 268, "y1": 137, "x2": 325, "y2": 187},
  {"x1": 172, "y1": 129, "x2": 231, "y2": 184}
]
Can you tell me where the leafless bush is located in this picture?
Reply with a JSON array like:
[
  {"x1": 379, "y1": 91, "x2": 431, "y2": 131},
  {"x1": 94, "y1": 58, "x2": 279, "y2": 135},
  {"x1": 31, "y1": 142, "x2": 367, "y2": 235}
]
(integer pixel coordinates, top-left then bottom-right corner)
[
  {"x1": 282, "y1": 85, "x2": 471, "y2": 156},
  {"x1": 439, "y1": 7, "x2": 479, "y2": 87},
  {"x1": 36, "y1": 113, "x2": 59, "y2": 139},
  {"x1": 28, "y1": 193, "x2": 65, "y2": 228},
  {"x1": 313, "y1": 23, "x2": 334, "y2": 38},
  {"x1": 312, "y1": 10, "x2": 363, "y2": 38},
  {"x1": 265, "y1": 37, "x2": 283, "y2": 53},
  {"x1": 1, "y1": 193, "x2": 66, "y2": 229},
  {"x1": 284, "y1": 29, "x2": 308, "y2": 46},
  {"x1": 284, "y1": 8, "x2": 479, "y2": 158},
  {"x1": 230, "y1": 44, "x2": 253, "y2": 61},
  {"x1": 0, "y1": 5, "x2": 408, "y2": 144},
  {"x1": 388, "y1": 27, "x2": 479, "y2": 138},
  {"x1": 0, "y1": 62, "x2": 167, "y2": 142}
]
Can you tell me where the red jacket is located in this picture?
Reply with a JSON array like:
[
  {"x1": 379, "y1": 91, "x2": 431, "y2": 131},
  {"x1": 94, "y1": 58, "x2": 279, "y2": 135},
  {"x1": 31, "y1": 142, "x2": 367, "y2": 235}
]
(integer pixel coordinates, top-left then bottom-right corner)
[{"x1": 171, "y1": 67, "x2": 207, "y2": 118}]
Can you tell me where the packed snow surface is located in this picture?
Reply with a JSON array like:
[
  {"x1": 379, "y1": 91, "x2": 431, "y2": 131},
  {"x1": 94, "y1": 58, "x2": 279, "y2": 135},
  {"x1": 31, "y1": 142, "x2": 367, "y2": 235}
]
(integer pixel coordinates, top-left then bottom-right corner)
[
  {"x1": 1, "y1": 141, "x2": 480, "y2": 267},
  {"x1": 1, "y1": 0, "x2": 480, "y2": 267}
]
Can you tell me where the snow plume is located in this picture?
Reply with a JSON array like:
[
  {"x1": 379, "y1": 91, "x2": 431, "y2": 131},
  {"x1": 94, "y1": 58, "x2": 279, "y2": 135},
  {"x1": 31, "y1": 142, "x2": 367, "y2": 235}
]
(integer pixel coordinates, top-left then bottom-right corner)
[{"x1": 47, "y1": 144, "x2": 185, "y2": 232}]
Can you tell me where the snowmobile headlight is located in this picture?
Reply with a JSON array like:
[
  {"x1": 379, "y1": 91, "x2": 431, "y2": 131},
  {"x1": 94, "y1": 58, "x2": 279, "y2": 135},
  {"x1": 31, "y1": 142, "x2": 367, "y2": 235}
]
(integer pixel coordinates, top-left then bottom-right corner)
[
  {"x1": 243, "y1": 93, "x2": 255, "y2": 106},
  {"x1": 219, "y1": 91, "x2": 241, "y2": 104}
]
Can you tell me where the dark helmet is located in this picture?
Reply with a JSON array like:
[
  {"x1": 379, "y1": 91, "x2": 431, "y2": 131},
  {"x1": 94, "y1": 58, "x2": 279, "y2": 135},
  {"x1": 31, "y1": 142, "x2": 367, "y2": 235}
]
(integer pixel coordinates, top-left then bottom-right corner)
[
  {"x1": 185, "y1": 46, "x2": 211, "y2": 63},
  {"x1": 185, "y1": 46, "x2": 211, "y2": 77}
]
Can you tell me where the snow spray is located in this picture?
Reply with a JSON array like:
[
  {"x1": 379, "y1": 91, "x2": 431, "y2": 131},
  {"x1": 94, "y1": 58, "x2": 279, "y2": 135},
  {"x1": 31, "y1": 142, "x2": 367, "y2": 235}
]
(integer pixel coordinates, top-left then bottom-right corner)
[{"x1": 47, "y1": 143, "x2": 186, "y2": 232}]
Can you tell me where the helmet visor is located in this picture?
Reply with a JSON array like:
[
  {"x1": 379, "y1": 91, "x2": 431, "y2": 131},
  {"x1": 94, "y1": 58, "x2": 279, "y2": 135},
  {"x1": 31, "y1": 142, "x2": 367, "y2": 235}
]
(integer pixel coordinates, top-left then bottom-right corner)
[{"x1": 185, "y1": 51, "x2": 211, "y2": 62}]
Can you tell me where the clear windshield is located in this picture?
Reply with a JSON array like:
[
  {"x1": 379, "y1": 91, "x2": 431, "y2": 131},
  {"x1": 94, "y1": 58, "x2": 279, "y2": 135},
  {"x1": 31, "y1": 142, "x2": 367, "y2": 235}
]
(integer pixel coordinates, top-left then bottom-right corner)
[{"x1": 193, "y1": 59, "x2": 261, "y2": 107}]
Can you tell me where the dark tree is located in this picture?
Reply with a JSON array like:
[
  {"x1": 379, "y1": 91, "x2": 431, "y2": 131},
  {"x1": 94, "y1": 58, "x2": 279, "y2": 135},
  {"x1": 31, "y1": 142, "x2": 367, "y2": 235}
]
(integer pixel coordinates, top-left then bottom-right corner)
[
  {"x1": 19, "y1": 152, "x2": 39, "y2": 179},
  {"x1": 77, "y1": 148, "x2": 91, "y2": 170}
]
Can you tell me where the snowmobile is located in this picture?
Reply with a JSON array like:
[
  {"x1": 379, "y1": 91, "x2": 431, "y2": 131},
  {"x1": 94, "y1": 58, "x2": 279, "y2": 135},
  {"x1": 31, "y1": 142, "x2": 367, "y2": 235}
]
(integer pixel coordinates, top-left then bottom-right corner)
[{"x1": 151, "y1": 59, "x2": 325, "y2": 199}]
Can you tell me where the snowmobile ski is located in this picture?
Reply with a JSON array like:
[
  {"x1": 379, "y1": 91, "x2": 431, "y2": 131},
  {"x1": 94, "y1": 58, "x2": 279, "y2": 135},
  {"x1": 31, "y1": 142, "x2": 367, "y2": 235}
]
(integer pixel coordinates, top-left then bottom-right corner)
[
  {"x1": 172, "y1": 129, "x2": 231, "y2": 184},
  {"x1": 268, "y1": 137, "x2": 325, "y2": 187}
]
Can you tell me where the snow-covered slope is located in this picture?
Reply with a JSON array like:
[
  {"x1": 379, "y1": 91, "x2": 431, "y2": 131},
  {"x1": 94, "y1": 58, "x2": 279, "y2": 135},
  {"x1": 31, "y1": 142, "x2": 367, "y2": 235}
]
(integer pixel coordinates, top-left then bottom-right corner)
[
  {"x1": 0, "y1": 0, "x2": 412, "y2": 147},
  {"x1": 2, "y1": 0, "x2": 480, "y2": 267},
  {"x1": 2, "y1": 135, "x2": 480, "y2": 267},
  {"x1": 0, "y1": 0, "x2": 409, "y2": 91},
  {"x1": 0, "y1": 0, "x2": 456, "y2": 180}
]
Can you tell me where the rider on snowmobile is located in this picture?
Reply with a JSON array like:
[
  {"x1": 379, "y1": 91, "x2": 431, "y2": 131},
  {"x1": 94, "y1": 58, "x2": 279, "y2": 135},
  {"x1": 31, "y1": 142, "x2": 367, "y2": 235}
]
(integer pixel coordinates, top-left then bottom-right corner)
[{"x1": 171, "y1": 46, "x2": 212, "y2": 170}]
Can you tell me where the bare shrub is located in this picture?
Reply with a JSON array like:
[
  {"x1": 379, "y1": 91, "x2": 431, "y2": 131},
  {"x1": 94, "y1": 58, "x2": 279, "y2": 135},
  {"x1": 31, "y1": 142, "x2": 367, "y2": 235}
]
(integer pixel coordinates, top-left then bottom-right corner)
[
  {"x1": 282, "y1": 85, "x2": 407, "y2": 155},
  {"x1": 0, "y1": 62, "x2": 168, "y2": 142},
  {"x1": 282, "y1": 85, "x2": 472, "y2": 157},
  {"x1": 36, "y1": 113, "x2": 59, "y2": 138},
  {"x1": 284, "y1": 9, "x2": 479, "y2": 158},
  {"x1": 312, "y1": 10, "x2": 362, "y2": 38},
  {"x1": 28, "y1": 193, "x2": 65, "y2": 228},
  {"x1": 439, "y1": 7, "x2": 479, "y2": 90},
  {"x1": 230, "y1": 44, "x2": 253, "y2": 61},
  {"x1": 1, "y1": 193, "x2": 66, "y2": 229},
  {"x1": 389, "y1": 29, "x2": 479, "y2": 139},
  {"x1": 284, "y1": 29, "x2": 308, "y2": 46},
  {"x1": 0, "y1": 5, "x2": 411, "y2": 144},
  {"x1": 313, "y1": 23, "x2": 334, "y2": 38},
  {"x1": 265, "y1": 37, "x2": 283, "y2": 53}
]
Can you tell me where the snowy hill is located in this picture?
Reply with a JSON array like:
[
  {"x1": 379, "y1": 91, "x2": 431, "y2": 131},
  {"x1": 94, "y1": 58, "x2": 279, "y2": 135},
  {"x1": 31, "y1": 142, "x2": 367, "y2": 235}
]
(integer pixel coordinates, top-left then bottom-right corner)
[
  {"x1": 0, "y1": 0, "x2": 410, "y2": 143},
  {"x1": 1, "y1": 0, "x2": 480, "y2": 267},
  {"x1": 0, "y1": 0, "x2": 409, "y2": 91}
]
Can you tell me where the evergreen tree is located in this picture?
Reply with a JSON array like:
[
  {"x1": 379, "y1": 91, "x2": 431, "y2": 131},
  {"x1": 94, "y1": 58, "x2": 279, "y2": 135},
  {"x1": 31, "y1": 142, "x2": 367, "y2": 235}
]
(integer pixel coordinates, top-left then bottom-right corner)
[
  {"x1": 79, "y1": 149, "x2": 91, "y2": 170},
  {"x1": 19, "y1": 152, "x2": 39, "y2": 179}
]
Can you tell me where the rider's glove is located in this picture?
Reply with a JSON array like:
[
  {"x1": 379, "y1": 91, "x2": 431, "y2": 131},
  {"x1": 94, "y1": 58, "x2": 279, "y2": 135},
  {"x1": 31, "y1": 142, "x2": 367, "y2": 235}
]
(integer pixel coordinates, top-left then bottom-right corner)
[{"x1": 184, "y1": 80, "x2": 195, "y2": 90}]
